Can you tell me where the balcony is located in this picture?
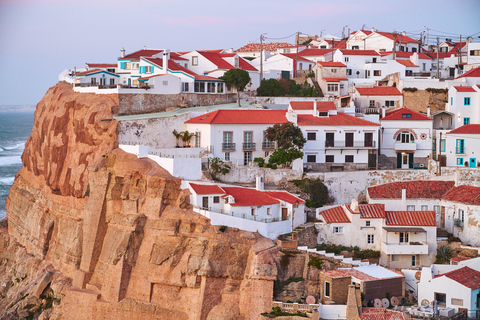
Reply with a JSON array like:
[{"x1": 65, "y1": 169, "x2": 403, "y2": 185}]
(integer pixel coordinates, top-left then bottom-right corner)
[
  {"x1": 394, "y1": 142, "x2": 417, "y2": 151},
  {"x1": 222, "y1": 143, "x2": 236, "y2": 151},
  {"x1": 262, "y1": 141, "x2": 277, "y2": 150},
  {"x1": 381, "y1": 241, "x2": 429, "y2": 255},
  {"x1": 325, "y1": 141, "x2": 376, "y2": 149},
  {"x1": 242, "y1": 142, "x2": 256, "y2": 151}
]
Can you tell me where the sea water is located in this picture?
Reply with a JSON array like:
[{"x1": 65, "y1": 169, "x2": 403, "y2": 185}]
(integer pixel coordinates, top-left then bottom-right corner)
[{"x1": 0, "y1": 110, "x2": 35, "y2": 219}]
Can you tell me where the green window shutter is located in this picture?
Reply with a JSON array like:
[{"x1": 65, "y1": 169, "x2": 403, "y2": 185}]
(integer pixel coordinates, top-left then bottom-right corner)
[
  {"x1": 397, "y1": 153, "x2": 402, "y2": 168},
  {"x1": 408, "y1": 153, "x2": 414, "y2": 168}
]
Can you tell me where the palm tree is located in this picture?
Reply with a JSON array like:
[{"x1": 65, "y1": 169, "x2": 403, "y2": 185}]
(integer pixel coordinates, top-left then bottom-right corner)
[
  {"x1": 172, "y1": 129, "x2": 182, "y2": 147},
  {"x1": 182, "y1": 130, "x2": 195, "y2": 147}
]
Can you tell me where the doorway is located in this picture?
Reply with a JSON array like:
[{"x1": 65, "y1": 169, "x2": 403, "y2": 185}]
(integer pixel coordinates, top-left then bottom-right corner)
[
  {"x1": 202, "y1": 197, "x2": 208, "y2": 209},
  {"x1": 282, "y1": 208, "x2": 288, "y2": 221},
  {"x1": 470, "y1": 158, "x2": 477, "y2": 168}
]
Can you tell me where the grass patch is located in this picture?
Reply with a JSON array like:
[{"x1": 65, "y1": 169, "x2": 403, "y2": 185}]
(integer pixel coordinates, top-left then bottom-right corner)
[
  {"x1": 308, "y1": 256, "x2": 323, "y2": 269},
  {"x1": 316, "y1": 244, "x2": 380, "y2": 259},
  {"x1": 261, "y1": 306, "x2": 308, "y2": 318}
]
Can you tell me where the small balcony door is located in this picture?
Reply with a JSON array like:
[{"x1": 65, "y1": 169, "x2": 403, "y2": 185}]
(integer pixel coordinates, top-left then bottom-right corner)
[
  {"x1": 244, "y1": 131, "x2": 252, "y2": 149},
  {"x1": 223, "y1": 132, "x2": 232, "y2": 150},
  {"x1": 202, "y1": 197, "x2": 208, "y2": 209},
  {"x1": 345, "y1": 132, "x2": 354, "y2": 147},
  {"x1": 399, "y1": 232, "x2": 409, "y2": 244},
  {"x1": 364, "y1": 132, "x2": 373, "y2": 147},
  {"x1": 282, "y1": 208, "x2": 288, "y2": 221},
  {"x1": 326, "y1": 132, "x2": 334, "y2": 147},
  {"x1": 244, "y1": 152, "x2": 252, "y2": 166}
]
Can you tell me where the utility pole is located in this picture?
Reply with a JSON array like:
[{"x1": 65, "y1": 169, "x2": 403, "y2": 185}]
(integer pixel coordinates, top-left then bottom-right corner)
[
  {"x1": 436, "y1": 37, "x2": 440, "y2": 79},
  {"x1": 331, "y1": 37, "x2": 335, "y2": 58},
  {"x1": 295, "y1": 31, "x2": 300, "y2": 78},
  {"x1": 459, "y1": 35, "x2": 462, "y2": 65},
  {"x1": 260, "y1": 33, "x2": 267, "y2": 84},
  {"x1": 426, "y1": 27, "x2": 429, "y2": 50},
  {"x1": 438, "y1": 132, "x2": 442, "y2": 176},
  {"x1": 392, "y1": 32, "x2": 397, "y2": 60}
]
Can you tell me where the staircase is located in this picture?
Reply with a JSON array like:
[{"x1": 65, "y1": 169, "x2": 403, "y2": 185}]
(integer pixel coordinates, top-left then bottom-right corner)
[
  {"x1": 437, "y1": 228, "x2": 449, "y2": 239},
  {"x1": 297, "y1": 246, "x2": 370, "y2": 267}
]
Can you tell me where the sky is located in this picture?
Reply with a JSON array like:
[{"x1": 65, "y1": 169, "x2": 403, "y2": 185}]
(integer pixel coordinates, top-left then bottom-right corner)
[{"x1": 0, "y1": 0, "x2": 479, "y2": 106}]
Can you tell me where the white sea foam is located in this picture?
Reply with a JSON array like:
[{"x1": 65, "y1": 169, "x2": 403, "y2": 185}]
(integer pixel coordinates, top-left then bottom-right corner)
[
  {"x1": 3, "y1": 142, "x2": 25, "y2": 151},
  {"x1": 0, "y1": 209, "x2": 6, "y2": 220},
  {"x1": 0, "y1": 177, "x2": 15, "y2": 185},
  {"x1": 0, "y1": 156, "x2": 22, "y2": 166}
]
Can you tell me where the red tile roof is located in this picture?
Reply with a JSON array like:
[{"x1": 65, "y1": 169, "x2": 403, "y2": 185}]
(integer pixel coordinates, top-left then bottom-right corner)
[
  {"x1": 323, "y1": 78, "x2": 348, "y2": 82},
  {"x1": 290, "y1": 101, "x2": 336, "y2": 111},
  {"x1": 236, "y1": 42, "x2": 292, "y2": 53},
  {"x1": 395, "y1": 60, "x2": 418, "y2": 67},
  {"x1": 297, "y1": 113, "x2": 379, "y2": 126},
  {"x1": 320, "y1": 206, "x2": 351, "y2": 223},
  {"x1": 350, "y1": 30, "x2": 374, "y2": 36},
  {"x1": 76, "y1": 69, "x2": 116, "y2": 76},
  {"x1": 448, "y1": 124, "x2": 480, "y2": 134},
  {"x1": 317, "y1": 61, "x2": 347, "y2": 67},
  {"x1": 381, "y1": 108, "x2": 433, "y2": 121},
  {"x1": 238, "y1": 57, "x2": 258, "y2": 71},
  {"x1": 280, "y1": 53, "x2": 313, "y2": 62},
  {"x1": 298, "y1": 48, "x2": 331, "y2": 57},
  {"x1": 454, "y1": 86, "x2": 476, "y2": 92},
  {"x1": 189, "y1": 183, "x2": 225, "y2": 194},
  {"x1": 221, "y1": 187, "x2": 279, "y2": 206},
  {"x1": 325, "y1": 40, "x2": 346, "y2": 49},
  {"x1": 263, "y1": 191, "x2": 305, "y2": 204},
  {"x1": 380, "y1": 51, "x2": 431, "y2": 60},
  {"x1": 442, "y1": 186, "x2": 480, "y2": 205},
  {"x1": 385, "y1": 211, "x2": 436, "y2": 226},
  {"x1": 368, "y1": 181, "x2": 455, "y2": 199},
  {"x1": 456, "y1": 67, "x2": 480, "y2": 79},
  {"x1": 198, "y1": 51, "x2": 236, "y2": 69},
  {"x1": 359, "y1": 204, "x2": 385, "y2": 219},
  {"x1": 424, "y1": 51, "x2": 457, "y2": 59},
  {"x1": 123, "y1": 49, "x2": 165, "y2": 60},
  {"x1": 185, "y1": 109, "x2": 288, "y2": 124},
  {"x1": 441, "y1": 267, "x2": 480, "y2": 290},
  {"x1": 340, "y1": 50, "x2": 380, "y2": 56},
  {"x1": 450, "y1": 256, "x2": 471, "y2": 263},
  {"x1": 360, "y1": 309, "x2": 406, "y2": 320},
  {"x1": 86, "y1": 63, "x2": 117, "y2": 68},
  {"x1": 374, "y1": 32, "x2": 419, "y2": 44},
  {"x1": 169, "y1": 52, "x2": 188, "y2": 61},
  {"x1": 356, "y1": 86, "x2": 402, "y2": 96}
]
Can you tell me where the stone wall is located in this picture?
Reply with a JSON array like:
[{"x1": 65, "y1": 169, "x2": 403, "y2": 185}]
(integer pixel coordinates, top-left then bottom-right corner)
[
  {"x1": 213, "y1": 164, "x2": 303, "y2": 185},
  {"x1": 117, "y1": 93, "x2": 237, "y2": 115},
  {"x1": 402, "y1": 89, "x2": 448, "y2": 114}
]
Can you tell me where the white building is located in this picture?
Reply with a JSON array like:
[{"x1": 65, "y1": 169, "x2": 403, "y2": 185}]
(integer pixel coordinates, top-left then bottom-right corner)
[
  {"x1": 188, "y1": 181, "x2": 306, "y2": 239},
  {"x1": 312, "y1": 61, "x2": 349, "y2": 97},
  {"x1": 346, "y1": 30, "x2": 374, "y2": 50},
  {"x1": 446, "y1": 85, "x2": 480, "y2": 128},
  {"x1": 331, "y1": 49, "x2": 381, "y2": 81},
  {"x1": 353, "y1": 86, "x2": 403, "y2": 113},
  {"x1": 364, "y1": 31, "x2": 420, "y2": 53},
  {"x1": 316, "y1": 201, "x2": 437, "y2": 268},
  {"x1": 445, "y1": 124, "x2": 480, "y2": 167},
  {"x1": 298, "y1": 48, "x2": 331, "y2": 63},
  {"x1": 251, "y1": 53, "x2": 315, "y2": 79},
  {"x1": 379, "y1": 107, "x2": 433, "y2": 169},
  {"x1": 286, "y1": 101, "x2": 380, "y2": 171},
  {"x1": 235, "y1": 42, "x2": 292, "y2": 59}
]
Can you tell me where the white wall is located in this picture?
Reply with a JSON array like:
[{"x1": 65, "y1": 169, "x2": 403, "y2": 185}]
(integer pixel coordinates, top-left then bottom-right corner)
[
  {"x1": 380, "y1": 119, "x2": 433, "y2": 159},
  {"x1": 148, "y1": 154, "x2": 201, "y2": 180},
  {"x1": 317, "y1": 303, "x2": 347, "y2": 320},
  {"x1": 445, "y1": 134, "x2": 479, "y2": 167}
]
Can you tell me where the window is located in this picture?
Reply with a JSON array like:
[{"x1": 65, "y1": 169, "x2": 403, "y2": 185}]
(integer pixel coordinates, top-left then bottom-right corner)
[
  {"x1": 192, "y1": 56, "x2": 198, "y2": 66},
  {"x1": 434, "y1": 205, "x2": 440, "y2": 215},
  {"x1": 217, "y1": 83, "x2": 224, "y2": 93},
  {"x1": 457, "y1": 158, "x2": 464, "y2": 165},
  {"x1": 325, "y1": 281, "x2": 331, "y2": 297},
  {"x1": 369, "y1": 100, "x2": 375, "y2": 107},
  {"x1": 346, "y1": 69, "x2": 352, "y2": 75},
  {"x1": 251, "y1": 208, "x2": 256, "y2": 216},
  {"x1": 183, "y1": 82, "x2": 189, "y2": 92},
  {"x1": 244, "y1": 151, "x2": 252, "y2": 166},
  {"x1": 345, "y1": 57, "x2": 349, "y2": 62},
  {"x1": 331, "y1": 68, "x2": 337, "y2": 73},
  {"x1": 422, "y1": 63, "x2": 426, "y2": 71},
  {"x1": 396, "y1": 132, "x2": 415, "y2": 143},
  {"x1": 435, "y1": 293, "x2": 446, "y2": 307},
  {"x1": 333, "y1": 226, "x2": 344, "y2": 233},
  {"x1": 352, "y1": 46, "x2": 359, "y2": 50},
  {"x1": 365, "y1": 221, "x2": 371, "y2": 227},
  {"x1": 367, "y1": 235, "x2": 374, "y2": 244},
  {"x1": 465, "y1": 97, "x2": 471, "y2": 105},
  {"x1": 109, "y1": 78, "x2": 115, "y2": 85},
  {"x1": 345, "y1": 155, "x2": 354, "y2": 162},
  {"x1": 392, "y1": 255, "x2": 400, "y2": 262},
  {"x1": 124, "y1": 62, "x2": 131, "y2": 69},
  {"x1": 440, "y1": 139, "x2": 446, "y2": 152},
  {"x1": 327, "y1": 84, "x2": 338, "y2": 91},
  {"x1": 421, "y1": 205, "x2": 428, "y2": 211},
  {"x1": 459, "y1": 209, "x2": 464, "y2": 222},
  {"x1": 307, "y1": 155, "x2": 316, "y2": 163},
  {"x1": 471, "y1": 50, "x2": 480, "y2": 56},
  {"x1": 195, "y1": 132, "x2": 201, "y2": 148},
  {"x1": 456, "y1": 139, "x2": 465, "y2": 154},
  {"x1": 385, "y1": 100, "x2": 395, "y2": 107},
  {"x1": 450, "y1": 97, "x2": 453, "y2": 105},
  {"x1": 225, "y1": 152, "x2": 230, "y2": 161},
  {"x1": 194, "y1": 82, "x2": 205, "y2": 92},
  {"x1": 399, "y1": 232, "x2": 409, "y2": 243},
  {"x1": 213, "y1": 196, "x2": 219, "y2": 203},
  {"x1": 267, "y1": 208, "x2": 271, "y2": 215},
  {"x1": 326, "y1": 155, "x2": 334, "y2": 163},
  {"x1": 372, "y1": 58, "x2": 377, "y2": 63},
  {"x1": 132, "y1": 63, "x2": 139, "y2": 70},
  {"x1": 450, "y1": 117, "x2": 453, "y2": 126},
  {"x1": 374, "y1": 70, "x2": 381, "y2": 76},
  {"x1": 340, "y1": 84, "x2": 344, "y2": 89},
  {"x1": 412, "y1": 255, "x2": 417, "y2": 267},
  {"x1": 464, "y1": 117, "x2": 470, "y2": 125},
  {"x1": 407, "y1": 205, "x2": 415, "y2": 211},
  {"x1": 207, "y1": 82, "x2": 216, "y2": 93},
  {"x1": 433, "y1": 138, "x2": 436, "y2": 151},
  {"x1": 401, "y1": 113, "x2": 412, "y2": 118},
  {"x1": 163, "y1": 81, "x2": 168, "y2": 86},
  {"x1": 90, "y1": 78, "x2": 97, "y2": 85},
  {"x1": 307, "y1": 132, "x2": 316, "y2": 140}
]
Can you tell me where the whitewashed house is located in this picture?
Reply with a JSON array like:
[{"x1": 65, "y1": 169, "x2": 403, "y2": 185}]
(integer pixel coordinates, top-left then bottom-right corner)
[
  {"x1": 353, "y1": 86, "x2": 403, "y2": 113},
  {"x1": 235, "y1": 42, "x2": 291, "y2": 59},
  {"x1": 316, "y1": 201, "x2": 437, "y2": 268},
  {"x1": 286, "y1": 101, "x2": 380, "y2": 171},
  {"x1": 251, "y1": 53, "x2": 315, "y2": 79},
  {"x1": 297, "y1": 48, "x2": 331, "y2": 63},
  {"x1": 188, "y1": 181, "x2": 305, "y2": 239},
  {"x1": 445, "y1": 124, "x2": 480, "y2": 167},
  {"x1": 364, "y1": 31, "x2": 420, "y2": 53},
  {"x1": 417, "y1": 266, "x2": 480, "y2": 317},
  {"x1": 74, "y1": 69, "x2": 120, "y2": 88},
  {"x1": 380, "y1": 52, "x2": 433, "y2": 75},
  {"x1": 312, "y1": 61, "x2": 349, "y2": 97},
  {"x1": 466, "y1": 43, "x2": 480, "y2": 71},
  {"x1": 446, "y1": 85, "x2": 480, "y2": 128},
  {"x1": 184, "y1": 109, "x2": 288, "y2": 165},
  {"x1": 346, "y1": 30, "x2": 374, "y2": 50},
  {"x1": 330, "y1": 49, "x2": 381, "y2": 81},
  {"x1": 379, "y1": 107, "x2": 433, "y2": 169}
]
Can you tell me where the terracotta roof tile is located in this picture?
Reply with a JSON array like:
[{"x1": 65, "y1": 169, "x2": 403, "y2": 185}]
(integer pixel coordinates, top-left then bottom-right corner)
[
  {"x1": 385, "y1": 211, "x2": 436, "y2": 226},
  {"x1": 360, "y1": 308, "x2": 406, "y2": 320},
  {"x1": 169, "y1": 52, "x2": 188, "y2": 61},
  {"x1": 425, "y1": 51, "x2": 458, "y2": 59},
  {"x1": 368, "y1": 181, "x2": 454, "y2": 199},
  {"x1": 374, "y1": 32, "x2": 419, "y2": 44},
  {"x1": 280, "y1": 53, "x2": 312, "y2": 62},
  {"x1": 450, "y1": 256, "x2": 471, "y2": 263},
  {"x1": 297, "y1": 113, "x2": 379, "y2": 126},
  {"x1": 453, "y1": 86, "x2": 476, "y2": 92},
  {"x1": 86, "y1": 63, "x2": 117, "y2": 68},
  {"x1": 123, "y1": 49, "x2": 164, "y2": 60},
  {"x1": 380, "y1": 51, "x2": 431, "y2": 60},
  {"x1": 359, "y1": 204, "x2": 385, "y2": 219},
  {"x1": 340, "y1": 50, "x2": 380, "y2": 56},
  {"x1": 441, "y1": 267, "x2": 480, "y2": 290},
  {"x1": 442, "y1": 185, "x2": 480, "y2": 205},
  {"x1": 238, "y1": 57, "x2": 258, "y2": 71},
  {"x1": 317, "y1": 61, "x2": 347, "y2": 67},
  {"x1": 448, "y1": 124, "x2": 480, "y2": 135},
  {"x1": 456, "y1": 67, "x2": 480, "y2": 79},
  {"x1": 236, "y1": 42, "x2": 292, "y2": 53},
  {"x1": 381, "y1": 108, "x2": 433, "y2": 121},
  {"x1": 197, "y1": 51, "x2": 235, "y2": 69},
  {"x1": 395, "y1": 60, "x2": 418, "y2": 67},
  {"x1": 221, "y1": 187, "x2": 279, "y2": 206},
  {"x1": 323, "y1": 78, "x2": 348, "y2": 82},
  {"x1": 298, "y1": 48, "x2": 331, "y2": 57},
  {"x1": 189, "y1": 183, "x2": 225, "y2": 194},
  {"x1": 320, "y1": 206, "x2": 350, "y2": 223},
  {"x1": 185, "y1": 109, "x2": 288, "y2": 124},
  {"x1": 356, "y1": 86, "x2": 402, "y2": 96},
  {"x1": 263, "y1": 191, "x2": 305, "y2": 204},
  {"x1": 290, "y1": 101, "x2": 336, "y2": 111}
]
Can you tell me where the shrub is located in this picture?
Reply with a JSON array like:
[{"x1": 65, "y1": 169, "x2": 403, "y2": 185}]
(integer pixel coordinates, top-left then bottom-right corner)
[
  {"x1": 435, "y1": 245, "x2": 452, "y2": 264},
  {"x1": 403, "y1": 87, "x2": 418, "y2": 92},
  {"x1": 219, "y1": 225, "x2": 227, "y2": 232},
  {"x1": 308, "y1": 256, "x2": 323, "y2": 269}
]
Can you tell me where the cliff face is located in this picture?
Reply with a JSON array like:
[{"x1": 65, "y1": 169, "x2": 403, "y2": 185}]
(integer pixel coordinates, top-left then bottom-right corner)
[{"x1": 2, "y1": 83, "x2": 279, "y2": 319}]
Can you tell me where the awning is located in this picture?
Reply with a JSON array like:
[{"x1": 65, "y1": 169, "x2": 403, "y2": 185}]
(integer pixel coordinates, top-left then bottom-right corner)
[{"x1": 383, "y1": 227, "x2": 426, "y2": 233}]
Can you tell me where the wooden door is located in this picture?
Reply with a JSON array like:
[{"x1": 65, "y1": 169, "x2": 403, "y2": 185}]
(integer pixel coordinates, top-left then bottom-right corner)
[
  {"x1": 202, "y1": 197, "x2": 208, "y2": 209},
  {"x1": 441, "y1": 206, "x2": 445, "y2": 229},
  {"x1": 282, "y1": 208, "x2": 288, "y2": 221},
  {"x1": 345, "y1": 132, "x2": 354, "y2": 147}
]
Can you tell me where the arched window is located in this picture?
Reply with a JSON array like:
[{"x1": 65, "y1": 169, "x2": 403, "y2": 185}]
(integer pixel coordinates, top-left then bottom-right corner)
[{"x1": 396, "y1": 131, "x2": 415, "y2": 143}]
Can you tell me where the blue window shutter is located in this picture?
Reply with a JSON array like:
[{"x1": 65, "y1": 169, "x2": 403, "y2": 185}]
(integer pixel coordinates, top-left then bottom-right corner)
[
  {"x1": 151, "y1": 66, "x2": 154, "y2": 73},
  {"x1": 120, "y1": 62, "x2": 125, "y2": 69},
  {"x1": 142, "y1": 66, "x2": 145, "y2": 73}
]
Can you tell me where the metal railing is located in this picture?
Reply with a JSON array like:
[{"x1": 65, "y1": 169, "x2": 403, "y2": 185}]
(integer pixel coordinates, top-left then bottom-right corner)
[
  {"x1": 454, "y1": 219, "x2": 464, "y2": 228},
  {"x1": 242, "y1": 142, "x2": 256, "y2": 151},
  {"x1": 222, "y1": 143, "x2": 236, "y2": 151},
  {"x1": 325, "y1": 140, "x2": 376, "y2": 148},
  {"x1": 193, "y1": 205, "x2": 281, "y2": 223},
  {"x1": 262, "y1": 141, "x2": 276, "y2": 150}
]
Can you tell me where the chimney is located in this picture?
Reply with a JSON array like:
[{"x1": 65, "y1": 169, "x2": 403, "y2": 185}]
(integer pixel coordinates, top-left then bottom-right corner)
[
  {"x1": 162, "y1": 49, "x2": 170, "y2": 74},
  {"x1": 346, "y1": 284, "x2": 362, "y2": 320},
  {"x1": 144, "y1": 45, "x2": 147, "y2": 50},
  {"x1": 350, "y1": 199, "x2": 359, "y2": 212},
  {"x1": 382, "y1": 107, "x2": 386, "y2": 118},
  {"x1": 402, "y1": 31, "x2": 406, "y2": 36},
  {"x1": 120, "y1": 47, "x2": 125, "y2": 58},
  {"x1": 256, "y1": 175, "x2": 264, "y2": 191},
  {"x1": 427, "y1": 105, "x2": 431, "y2": 118},
  {"x1": 313, "y1": 101, "x2": 318, "y2": 116},
  {"x1": 401, "y1": 186, "x2": 407, "y2": 210}
]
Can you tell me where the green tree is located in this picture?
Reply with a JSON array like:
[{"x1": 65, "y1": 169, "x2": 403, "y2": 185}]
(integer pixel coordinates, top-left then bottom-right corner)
[
  {"x1": 208, "y1": 157, "x2": 231, "y2": 181},
  {"x1": 268, "y1": 147, "x2": 303, "y2": 168},
  {"x1": 266, "y1": 123, "x2": 306, "y2": 149},
  {"x1": 256, "y1": 78, "x2": 285, "y2": 96},
  {"x1": 435, "y1": 245, "x2": 452, "y2": 264},
  {"x1": 219, "y1": 68, "x2": 251, "y2": 107}
]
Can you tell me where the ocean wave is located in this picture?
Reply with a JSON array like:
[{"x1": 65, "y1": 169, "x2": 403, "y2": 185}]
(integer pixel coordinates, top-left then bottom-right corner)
[
  {"x1": 0, "y1": 155, "x2": 22, "y2": 166},
  {"x1": 2, "y1": 142, "x2": 25, "y2": 151},
  {"x1": 0, "y1": 209, "x2": 6, "y2": 220},
  {"x1": 0, "y1": 177, "x2": 15, "y2": 185}
]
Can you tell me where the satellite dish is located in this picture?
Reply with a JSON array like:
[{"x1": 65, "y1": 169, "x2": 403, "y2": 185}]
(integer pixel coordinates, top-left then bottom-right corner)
[
  {"x1": 391, "y1": 296, "x2": 399, "y2": 307},
  {"x1": 415, "y1": 271, "x2": 422, "y2": 280},
  {"x1": 382, "y1": 298, "x2": 390, "y2": 308},
  {"x1": 306, "y1": 296, "x2": 316, "y2": 304},
  {"x1": 374, "y1": 299, "x2": 383, "y2": 308}
]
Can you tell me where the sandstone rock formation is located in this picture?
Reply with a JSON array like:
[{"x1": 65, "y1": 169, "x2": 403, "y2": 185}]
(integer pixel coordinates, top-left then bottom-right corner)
[{"x1": 2, "y1": 83, "x2": 279, "y2": 319}]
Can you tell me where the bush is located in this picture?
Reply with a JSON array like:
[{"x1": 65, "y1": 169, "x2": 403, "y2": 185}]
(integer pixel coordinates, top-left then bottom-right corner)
[
  {"x1": 254, "y1": 157, "x2": 265, "y2": 166},
  {"x1": 219, "y1": 225, "x2": 227, "y2": 232},
  {"x1": 426, "y1": 88, "x2": 448, "y2": 94},
  {"x1": 257, "y1": 78, "x2": 285, "y2": 96},
  {"x1": 403, "y1": 87, "x2": 418, "y2": 92},
  {"x1": 291, "y1": 178, "x2": 333, "y2": 208},
  {"x1": 308, "y1": 256, "x2": 323, "y2": 269}
]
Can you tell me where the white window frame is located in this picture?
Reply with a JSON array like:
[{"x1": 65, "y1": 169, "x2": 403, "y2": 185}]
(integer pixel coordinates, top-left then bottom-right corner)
[{"x1": 333, "y1": 226, "x2": 344, "y2": 234}]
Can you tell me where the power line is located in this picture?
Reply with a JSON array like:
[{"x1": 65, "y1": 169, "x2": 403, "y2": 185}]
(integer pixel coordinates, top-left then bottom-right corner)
[{"x1": 264, "y1": 32, "x2": 298, "y2": 40}]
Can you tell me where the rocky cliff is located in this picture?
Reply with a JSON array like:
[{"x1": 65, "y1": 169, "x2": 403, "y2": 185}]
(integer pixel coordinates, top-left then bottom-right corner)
[{"x1": 1, "y1": 83, "x2": 279, "y2": 319}]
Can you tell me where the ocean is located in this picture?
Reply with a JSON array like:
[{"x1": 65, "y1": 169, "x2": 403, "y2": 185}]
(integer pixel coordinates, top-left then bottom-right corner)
[{"x1": 0, "y1": 109, "x2": 35, "y2": 219}]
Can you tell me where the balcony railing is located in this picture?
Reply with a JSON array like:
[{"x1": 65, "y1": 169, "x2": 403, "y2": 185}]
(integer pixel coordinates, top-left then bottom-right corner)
[
  {"x1": 242, "y1": 142, "x2": 256, "y2": 151},
  {"x1": 193, "y1": 205, "x2": 281, "y2": 223},
  {"x1": 222, "y1": 143, "x2": 236, "y2": 151},
  {"x1": 262, "y1": 141, "x2": 276, "y2": 150},
  {"x1": 454, "y1": 219, "x2": 464, "y2": 228},
  {"x1": 325, "y1": 141, "x2": 376, "y2": 148},
  {"x1": 394, "y1": 142, "x2": 417, "y2": 151},
  {"x1": 381, "y1": 241, "x2": 429, "y2": 255}
]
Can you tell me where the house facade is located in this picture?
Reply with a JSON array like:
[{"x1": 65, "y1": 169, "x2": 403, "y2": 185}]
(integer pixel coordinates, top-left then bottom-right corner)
[
  {"x1": 312, "y1": 61, "x2": 348, "y2": 97},
  {"x1": 445, "y1": 125, "x2": 480, "y2": 167},
  {"x1": 353, "y1": 86, "x2": 403, "y2": 113},
  {"x1": 364, "y1": 32, "x2": 419, "y2": 53},
  {"x1": 331, "y1": 49, "x2": 381, "y2": 81}
]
